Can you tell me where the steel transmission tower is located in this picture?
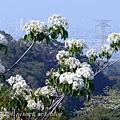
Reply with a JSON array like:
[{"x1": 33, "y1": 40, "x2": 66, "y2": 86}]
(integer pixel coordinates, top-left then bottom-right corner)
[{"x1": 95, "y1": 20, "x2": 111, "y2": 47}]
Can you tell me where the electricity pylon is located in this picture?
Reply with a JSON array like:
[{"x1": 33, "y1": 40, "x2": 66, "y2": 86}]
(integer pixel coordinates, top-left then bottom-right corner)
[{"x1": 95, "y1": 20, "x2": 111, "y2": 47}]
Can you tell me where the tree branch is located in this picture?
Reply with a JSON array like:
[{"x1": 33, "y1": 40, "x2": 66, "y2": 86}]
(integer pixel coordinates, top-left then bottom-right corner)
[
  {"x1": 95, "y1": 57, "x2": 120, "y2": 76},
  {"x1": 41, "y1": 94, "x2": 65, "y2": 120}
]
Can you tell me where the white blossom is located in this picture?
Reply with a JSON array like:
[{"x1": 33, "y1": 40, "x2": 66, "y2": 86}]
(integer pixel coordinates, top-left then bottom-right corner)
[
  {"x1": 87, "y1": 48, "x2": 97, "y2": 57},
  {"x1": 100, "y1": 44, "x2": 113, "y2": 54},
  {"x1": 12, "y1": 80, "x2": 27, "y2": 89},
  {"x1": 22, "y1": 20, "x2": 48, "y2": 35},
  {"x1": 56, "y1": 50, "x2": 69, "y2": 61},
  {"x1": 36, "y1": 100, "x2": 44, "y2": 111},
  {"x1": 6, "y1": 74, "x2": 24, "y2": 85},
  {"x1": 64, "y1": 57, "x2": 81, "y2": 69},
  {"x1": 0, "y1": 108, "x2": 9, "y2": 120},
  {"x1": 27, "y1": 99, "x2": 44, "y2": 111},
  {"x1": 48, "y1": 14, "x2": 69, "y2": 29},
  {"x1": 107, "y1": 33, "x2": 120, "y2": 43},
  {"x1": 72, "y1": 79, "x2": 84, "y2": 90},
  {"x1": 34, "y1": 86, "x2": 56, "y2": 97},
  {"x1": 6, "y1": 75, "x2": 32, "y2": 98},
  {"x1": 76, "y1": 62, "x2": 94, "y2": 80},
  {"x1": 59, "y1": 72, "x2": 84, "y2": 90},
  {"x1": 0, "y1": 33, "x2": 8, "y2": 45},
  {"x1": 65, "y1": 38, "x2": 87, "y2": 49}
]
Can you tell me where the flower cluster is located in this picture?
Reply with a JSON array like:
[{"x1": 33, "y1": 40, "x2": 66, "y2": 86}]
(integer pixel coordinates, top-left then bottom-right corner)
[
  {"x1": 7, "y1": 74, "x2": 24, "y2": 85},
  {"x1": 27, "y1": 99, "x2": 44, "y2": 111},
  {"x1": 100, "y1": 44, "x2": 113, "y2": 54},
  {"x1": 64, "y1": 57, "x2": 81, "y2": 69},
  {"x1": 87, "y1": 48, "x2": 97, "y2": 57},
  {"x1": 34, "y1": 86, "x2": 57, "y2": 97},
  {"x1": 59, "y1": 72, "x2": 84, "y2": 90},
  {"x1": 48, "y1": 14, "x2": 69, "y2": 30},
  {"x1": 0, "y1": 108, "x2": 9, "y2": 120},
  {"x1": 57, "y1": 60, "x2": 94, "y2": 90},
  {"x1": 0, "y1": 63, "x2": 5, "y2": 73},
  {"x1": 107, "y1": 33, "x2": 120, "y2": 43},
  {"x1": 0, "y1": 33, "x2": 8, "y2": 45},
  {"x1": 76, "y1": 62, "x2": 94, "y2": 80},
  {"x1": 56, "y1": 50, "x2": 69, "y2": 61},
  {"x1": 65, "y1": 38, "x2": 87, "y2": 49},
  {"x1": 22, "y1": 20, "x2": 48, "y2": 35},
  {"x1": 6, "y1": 75, "x2": 31, "y2": 97}
]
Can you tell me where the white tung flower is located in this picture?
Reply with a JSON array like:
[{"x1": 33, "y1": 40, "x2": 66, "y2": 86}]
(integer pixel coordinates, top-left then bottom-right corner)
[
  {"x1": 72, "y1": 79, "x2": 84, "y2": 90},
  {"x1": 107, "y1": 33, "x2": 120, "y2": 43},
  {"x1": 87, "y1": 48, "x2": 97, "y2": 57},
  {"x1": 34, "y1": 86, "x2": 56, "y2": 97},
  {"x1": 48, "y1": 14, "x2": 69, "y2": 29},
  {"x1": 0, "y1": 33, "x2": 8, "y2": 45},
  {"x1": 6, "y1": 74, "x2": 24, "y2": 85},
  {"x1": 56, "y1": 50, "x2": 69, "y2": 61},
  {"x1": 27, "y1": 99, "x2": 36, "y2": 110},
  {"x1": 64, "y1": 57, "x2": 81, "y2": 69},
  {"x1": 76, "y1": 62, "x2": 94, "y2": 80},
  {"x1": 59, "y1": 72, "x2": 84, "y2": 90},
  {"x1": 65, "y1": 38, "x2": 87, "y2": 49},
  {"x1": 100, "y1": 44, "x2": 113, "y2": 54},
  {"x1": 22, "y1": 20, "x2": 48, "y2": 35},
  {"x1": 6, "y1": 75, "x2": 32, "y2": 98}
]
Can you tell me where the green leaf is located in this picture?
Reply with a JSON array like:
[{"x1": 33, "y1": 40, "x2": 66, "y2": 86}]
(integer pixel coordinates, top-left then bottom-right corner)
[
  {"x1": 24, "y1": 34, "x2": 31, "y2": 42},
  {"x1": 46, "y1": 36, "x2": 50, "y2": 44},
  {"x1": 63, "y1": 30, "x2": 68, "y2": 40},
  {"x1": 49, "y1": 27, "x2": 53, "y2": 32},
  {"x1": 102, "y1": 51, "x2": 105, "y2": 56},
  {"x1": 89, "y1": 81, "x2": 94, "y2": 92},
  {"x1": 110, "y1": 43, "x2": 114, "y2": 48},
  {"x1": 24, "y1": 35, "x2": 28, "y2": 41},
  {"x1": 86, "y1": 92, "x2": 91, "y2": 101},
  {"x1": 0, "y1": 44, "x2": 8, "y2": 54},
  {"x1": 106, "y1": 53, "x2": 111, "y2": 59},
  {"x1": 30, "y1": 31, "x2": 35, "y2": 40},
  {"x1": 51, "y1": 31, "x2": 58, "y2": 39},
  {"x1": 60, "y1": 27, "x2": 68, "y2": 40},
  {"x1": 37, "y1": 33, "x2": 44, "y2": 42},
  {"x1": 99, "y1": 53, "x2": 102, "y2": 58},
  {"x1": 115, "y1": 47, "x2": 118, "y2": 52}
]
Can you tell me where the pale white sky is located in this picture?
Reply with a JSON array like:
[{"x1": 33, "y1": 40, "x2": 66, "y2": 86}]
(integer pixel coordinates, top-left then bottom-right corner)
[{"x1": 0, "y1": 0, "x2": 120, "y2": 25}]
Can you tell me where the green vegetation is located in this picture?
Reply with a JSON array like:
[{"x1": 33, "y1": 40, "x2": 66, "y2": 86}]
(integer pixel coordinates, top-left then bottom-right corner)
[{"x1": 0, "y1": 31, "x2": 120, "y2": 119}]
